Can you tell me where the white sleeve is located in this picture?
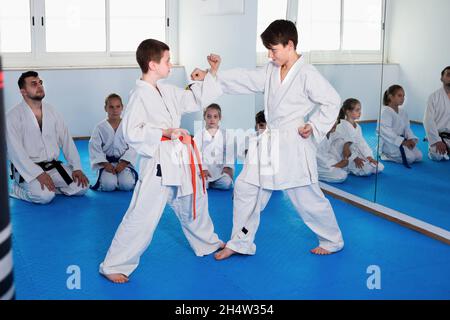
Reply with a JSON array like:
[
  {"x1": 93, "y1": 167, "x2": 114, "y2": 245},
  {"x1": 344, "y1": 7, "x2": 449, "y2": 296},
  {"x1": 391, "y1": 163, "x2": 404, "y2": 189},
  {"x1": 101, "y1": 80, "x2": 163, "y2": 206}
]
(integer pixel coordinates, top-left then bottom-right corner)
[
  {"x1": 304, "y1": 67, "x2": 341, "y2": 145},
  {"x1": 224, "y1": 130, "x2": 235, "y2": 171},
  {"x1": 317, "y1": 141, "x2": 339, "y2": 168},
  {"x1": 88, "y1": 126, "x2": 107, "y2": 170},
  {"x1": 176, "y1": 72, "x2": 224, "y2": 114},
  {"x1": 379, "y1": 111, "x2": 404, "y2": 147},
  {"x1": 403, "y1": 111, "x2": 418, "y2": 142},
  {"x1": 122, "y1": 94, "x2": 163, "y2": 158},
  {"x1": 331, "y1": 129, "x2": 356, "y2": 161},
  {"x1": 357, "y1": 126, "x2": 374, "y2": 158},
  {"x1": 56, "y1": 111, "x2": 82, "y2": 171},
  {"x1": 6, "y1": 114, "x2": 43, "y2": 182},
  {"x1": 217, "y1": 66, "x2": 267, "y2": 95},
  {"x1": 120, "y1": 146, "x2": 138, "y2": 166},
  {"x1": 423, "y1": 94, "x2": 441, "y2": 145}
]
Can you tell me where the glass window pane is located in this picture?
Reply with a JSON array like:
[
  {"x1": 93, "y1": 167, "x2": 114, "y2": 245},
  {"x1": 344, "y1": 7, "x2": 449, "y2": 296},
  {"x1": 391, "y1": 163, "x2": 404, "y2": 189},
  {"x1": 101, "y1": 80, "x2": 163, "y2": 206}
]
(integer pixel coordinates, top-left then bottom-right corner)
[
  {"x1": 0, "y1": 0, "x2": 31, "y2": 53},
  {"x1": 110, "y1": 0, "x2": 165, "y2": 52},
  {"x1": 45, "y1": 0, "x2": 106, "y2": 52},
  {"x1": 256, "y1": 0, "x2": 288, "y2": 53},
  {"x1": 343, "y1": 0, "x2": 382, "y2": 50},
  {"x1": 298, "y1": 0, "x2": 341, "y2": 51}
]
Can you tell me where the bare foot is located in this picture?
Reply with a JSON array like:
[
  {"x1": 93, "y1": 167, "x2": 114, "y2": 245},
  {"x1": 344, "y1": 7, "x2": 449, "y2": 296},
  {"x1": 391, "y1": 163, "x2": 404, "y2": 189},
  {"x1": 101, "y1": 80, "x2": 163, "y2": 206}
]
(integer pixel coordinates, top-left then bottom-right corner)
[
  {"x1": 214, "y1": 247, "x2": 236, "y2": 260},
  {"x1": 219, "y1": 242, "x2": 226, "y2": 249},
  {"x1": 103, "y1": 273, "x2": 129, "y2": 283},
  {"x1": 310, "y1": 247, "x2": 332, "y2": 255}
]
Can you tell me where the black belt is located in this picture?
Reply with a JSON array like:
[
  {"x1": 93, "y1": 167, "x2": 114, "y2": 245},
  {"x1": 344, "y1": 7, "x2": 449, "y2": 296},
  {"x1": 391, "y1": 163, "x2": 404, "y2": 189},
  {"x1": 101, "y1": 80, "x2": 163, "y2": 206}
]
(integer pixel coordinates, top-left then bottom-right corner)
[
  {"x1": 90, "y1": 157, "x2": 139, "y2": 190},
  {"x1": 36, "y1": 160, "x2": 73, "y2": 185},
  {"x1": 106, "y1": 155, "x2": 120, "y2": 163},
  {"x1": 439, "y1": 132, "x2": 450, "y2": 140},
  {"x1": 399, "y1": 136, "x2": 411, "y2": 169},
  {"x1": 10, "y1": 160, "x2": 73, "y2": 185}
]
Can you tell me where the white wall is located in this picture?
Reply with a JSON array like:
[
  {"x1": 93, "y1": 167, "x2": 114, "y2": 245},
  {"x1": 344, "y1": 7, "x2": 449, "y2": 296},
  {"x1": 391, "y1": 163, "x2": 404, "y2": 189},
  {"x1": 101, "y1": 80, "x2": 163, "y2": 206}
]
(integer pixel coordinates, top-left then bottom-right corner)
[
  {"x1": 3, "y1": 67, "x2": 186, "y2": 137},
  {"x1": 386, "y1": 0, "x2": 450, "y2": 121},
  {"x1": 178, "y1": 0, "x2": 258, "y2": 133}
]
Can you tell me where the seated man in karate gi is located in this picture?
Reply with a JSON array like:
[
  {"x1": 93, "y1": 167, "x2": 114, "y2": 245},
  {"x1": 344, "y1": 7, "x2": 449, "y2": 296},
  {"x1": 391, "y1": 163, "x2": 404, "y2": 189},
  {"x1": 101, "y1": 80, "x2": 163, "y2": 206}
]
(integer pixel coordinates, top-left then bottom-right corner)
[
  {"x1": 6, "y1": 71, "x2": 89, "y2": 204},
  {"x1": 424, "y1": 66, "x2": 450, "y2": 161}
]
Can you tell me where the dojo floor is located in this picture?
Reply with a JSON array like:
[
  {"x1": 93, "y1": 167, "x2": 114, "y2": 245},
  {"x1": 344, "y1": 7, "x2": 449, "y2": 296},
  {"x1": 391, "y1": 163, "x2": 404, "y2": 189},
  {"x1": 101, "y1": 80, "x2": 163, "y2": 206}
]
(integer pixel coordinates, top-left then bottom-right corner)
[{"x1": 9, "y1": 139, "x2": 450, "y2": 299}]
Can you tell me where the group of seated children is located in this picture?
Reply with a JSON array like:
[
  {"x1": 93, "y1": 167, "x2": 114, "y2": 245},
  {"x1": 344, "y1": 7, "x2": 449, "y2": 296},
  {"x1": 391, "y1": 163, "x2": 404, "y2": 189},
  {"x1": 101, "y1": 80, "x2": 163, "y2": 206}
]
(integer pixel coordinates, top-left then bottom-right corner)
[{"x1": 317, "y1": 67, "x2": 450, "y2": 184}]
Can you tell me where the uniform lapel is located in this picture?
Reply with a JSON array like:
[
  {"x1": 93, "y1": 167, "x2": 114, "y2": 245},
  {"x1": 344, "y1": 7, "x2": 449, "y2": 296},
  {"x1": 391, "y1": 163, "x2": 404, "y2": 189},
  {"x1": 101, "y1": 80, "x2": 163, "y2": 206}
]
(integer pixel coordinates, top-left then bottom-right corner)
[{"x1": 270, "y1": 56, "x2": 305, "y2": 112}]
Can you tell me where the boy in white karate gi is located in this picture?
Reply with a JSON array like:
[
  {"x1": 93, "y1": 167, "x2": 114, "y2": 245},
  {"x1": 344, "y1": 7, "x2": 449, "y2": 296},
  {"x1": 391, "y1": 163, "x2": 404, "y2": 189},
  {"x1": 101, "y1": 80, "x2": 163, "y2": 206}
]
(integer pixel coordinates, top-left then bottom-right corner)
[
  {"x1": 99, "y1": 39, "x2": 223, "y2": 283},
  {"x1": 194, "y1": 103, "x2": 234, "y2": 190},
  {"x1": 192, "y1": 20, "x2": 344, "y2": 259},
  {"x1": 378, "y1": 85, "x2": 422, "y2": 167},
  {"x1": 89, "y1": 93, "x2": 138, "y2": 192},
  {"x1": 7, "y1": 71, "x2": 89, "y2": 204},
  {"x1": 423, "y1": 66, "x2": 450, "y2": 161},
  {"x1": 335, "y1": 98, "x2": 384, "y2": 176}
]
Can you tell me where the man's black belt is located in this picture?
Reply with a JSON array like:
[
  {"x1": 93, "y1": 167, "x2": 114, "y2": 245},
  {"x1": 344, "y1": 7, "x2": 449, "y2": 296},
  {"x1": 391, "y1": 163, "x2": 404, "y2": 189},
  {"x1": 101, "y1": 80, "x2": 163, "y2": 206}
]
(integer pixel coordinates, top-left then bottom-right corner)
[
  {"x1": 10, "y1": 160, "x2": 73, "y2": 185},
  {"x1": 35, "y1": 160, "x2": 73, "y2": 185},
  {"x1": 439, "y1": 132, "x2": 450, "y2": 140}
]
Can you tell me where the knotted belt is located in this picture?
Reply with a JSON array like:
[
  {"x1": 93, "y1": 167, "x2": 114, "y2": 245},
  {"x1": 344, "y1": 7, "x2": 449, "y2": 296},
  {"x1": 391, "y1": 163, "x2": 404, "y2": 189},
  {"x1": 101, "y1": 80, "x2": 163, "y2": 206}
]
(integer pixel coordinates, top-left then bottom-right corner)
[
  {"x1": 161, "y1": 135, "x2": 206, "y2": 220},
  {"x1": 11, "y1": 160, "x2": 73, "y2": 185}
]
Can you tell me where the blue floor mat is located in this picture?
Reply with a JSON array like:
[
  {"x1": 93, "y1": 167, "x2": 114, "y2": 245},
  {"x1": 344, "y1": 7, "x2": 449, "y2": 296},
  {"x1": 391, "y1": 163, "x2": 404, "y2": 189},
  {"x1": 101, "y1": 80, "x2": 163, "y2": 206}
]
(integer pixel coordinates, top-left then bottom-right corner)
[{"x1": 9, "y1": 140, "x2": 450, "y2": 299}]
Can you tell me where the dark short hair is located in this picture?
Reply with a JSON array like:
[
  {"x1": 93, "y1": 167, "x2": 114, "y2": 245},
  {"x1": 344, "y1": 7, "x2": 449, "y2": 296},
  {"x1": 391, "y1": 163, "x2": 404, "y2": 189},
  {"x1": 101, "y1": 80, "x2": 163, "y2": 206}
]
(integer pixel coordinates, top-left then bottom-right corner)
[
  {"x1": 104, "y1": 93, "x2": 123, "y2": 108},
  {"x1": 18, "y1": 71, "x2": 38, "y2": 89},
  {"x1": 383, "y1": 85, "x2": 404, "y2": 106},
  {"x1": 261, "y1": 19, "x2": 298, "y2": 50},
  {"x1": 136, "y1": 39, "x2": 170, "y2": 73},
  {"x1": 203, "y1": 103, "x2": 222, "y2": 118},
  {"x1": 441, "y1": 66, "x2": 450, "y2": 77},
  {"x1": 255, "y1": 110, "x2": 266, "y2": 124}
]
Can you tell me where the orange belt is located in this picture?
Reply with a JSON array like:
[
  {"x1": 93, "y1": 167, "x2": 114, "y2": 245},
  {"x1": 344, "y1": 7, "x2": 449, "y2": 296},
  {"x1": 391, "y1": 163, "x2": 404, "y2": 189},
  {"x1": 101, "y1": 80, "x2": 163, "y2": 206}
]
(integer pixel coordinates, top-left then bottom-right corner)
[{"x1": 161, "y1": 135, "x2": 206, "y2": 219}]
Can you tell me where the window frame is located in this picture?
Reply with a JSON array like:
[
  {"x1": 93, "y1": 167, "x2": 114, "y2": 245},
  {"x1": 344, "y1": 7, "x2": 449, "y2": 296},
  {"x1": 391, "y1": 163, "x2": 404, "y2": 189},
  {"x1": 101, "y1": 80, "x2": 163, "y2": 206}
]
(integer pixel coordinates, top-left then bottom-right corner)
[
  {"x1": 1, "y1": 0, "x2": 178, "y2": 69},
  {"x1": 256, "y1": 0, "x2": 386, "y2": 65}
]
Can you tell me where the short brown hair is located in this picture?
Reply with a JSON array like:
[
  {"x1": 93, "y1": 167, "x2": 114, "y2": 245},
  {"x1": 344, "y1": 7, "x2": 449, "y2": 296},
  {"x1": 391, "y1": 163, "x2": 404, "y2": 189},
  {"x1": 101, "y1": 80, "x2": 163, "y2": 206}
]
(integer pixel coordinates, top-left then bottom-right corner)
[
  {"x1": 104, "y1": 93, "x2": 123, "y2": 108},
  {"x1": 203, "y1": 103, "x2": 222, "y2": 118},
  {"x1": 136, "y1": 39, "x2": 170, "y2": 73},
  {"x1": 261, "y1": 20, "x2": 298, "y2": 50}
]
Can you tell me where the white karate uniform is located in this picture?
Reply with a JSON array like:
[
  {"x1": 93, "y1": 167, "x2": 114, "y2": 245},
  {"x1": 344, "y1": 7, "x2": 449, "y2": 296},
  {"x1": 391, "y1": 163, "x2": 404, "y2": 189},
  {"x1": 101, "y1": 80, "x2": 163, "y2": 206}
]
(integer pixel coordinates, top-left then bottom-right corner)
[
  {"x1": 6, "y1": 100, "x2": 88, "y2": 204},
  {"x1": 335, "y1": 120, "x2": 384, "y2": 176},
  {"x1": 99, "y1": 73, "x2": 223, "y2": 277},
  {"x1": 89, "y1": 120, "x2": 138, "y2": 191},
  {"x1": 193, "y1": 128, "x2": 234, "y2": 190},
  {"x1": 377, "y1": 106, "x2": 422, "y2": 164},
  {"x1": 216, "y1": 56, "x2": 344, "y2": 254},
  {"x1": 316, "y1": 133, "x2": 348, "y2": 183},
  {"x1": 423, "y1": 87, "x2": 450, "y2": 161}
]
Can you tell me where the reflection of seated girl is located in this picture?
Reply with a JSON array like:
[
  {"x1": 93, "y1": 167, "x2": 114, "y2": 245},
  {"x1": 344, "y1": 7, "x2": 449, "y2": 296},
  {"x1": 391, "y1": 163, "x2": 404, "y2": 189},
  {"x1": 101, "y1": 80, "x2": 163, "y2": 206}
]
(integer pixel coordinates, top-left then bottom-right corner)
[
  {"x1": 335, "y1": 98, "x2": 384, "y2": 176},
  {"x1": 377, "y1": 85, "x2": 422, "y2": 167},
  {"x1": 194, "y1": 104, "x2": 234, "y2": 190},
  {"x1": 317, "y1": 121, "x2": 348, "y2": 183}
]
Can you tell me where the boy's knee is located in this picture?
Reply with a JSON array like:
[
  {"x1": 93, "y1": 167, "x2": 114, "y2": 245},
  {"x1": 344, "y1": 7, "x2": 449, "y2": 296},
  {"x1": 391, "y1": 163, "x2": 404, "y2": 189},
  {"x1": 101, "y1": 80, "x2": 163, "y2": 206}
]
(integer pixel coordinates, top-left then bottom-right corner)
[
  {"x1": 117, "y1": 170, "x2": 136, "y2": 191},
  {"x1": 30, "y1": 189, "x2": 55, "y2": 204},
  {"x1": 335, "y1": 170, "x2": 348, "y2": 182},
  {"x1": 117, "y1": 178, "x2": 135, "y2": 191},
  {"x1": 428, "y1": 148, "x2": 446, "y2": 161},
  {"x1": 100, "y1": 173, "x2": 118, "y2": 192}
]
